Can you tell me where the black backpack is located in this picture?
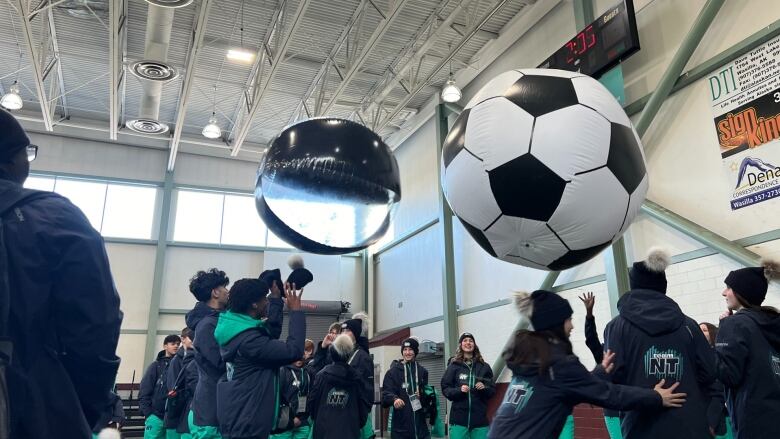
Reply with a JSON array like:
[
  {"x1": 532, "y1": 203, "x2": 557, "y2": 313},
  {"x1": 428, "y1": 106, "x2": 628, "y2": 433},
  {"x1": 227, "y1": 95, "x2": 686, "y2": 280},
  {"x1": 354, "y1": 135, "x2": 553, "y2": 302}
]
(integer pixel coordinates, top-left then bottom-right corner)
[{"x1": 0, "y1": 184, "x2": 54, "y2": 439}]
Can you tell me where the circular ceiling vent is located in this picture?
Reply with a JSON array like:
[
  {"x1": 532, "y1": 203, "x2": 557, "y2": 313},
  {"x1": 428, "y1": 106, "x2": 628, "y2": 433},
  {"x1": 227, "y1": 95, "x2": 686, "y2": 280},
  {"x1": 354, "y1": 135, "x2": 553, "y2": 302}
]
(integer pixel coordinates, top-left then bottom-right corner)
[
  {"x1": 129, "y1": 61, "x2": 178, "y2": 82},
  {"x1": 126, "y1": 119, "x2": 169, "y2": 135},
  {"x1": 144, "y1": 0, "x2": 194, "y2": 8}
]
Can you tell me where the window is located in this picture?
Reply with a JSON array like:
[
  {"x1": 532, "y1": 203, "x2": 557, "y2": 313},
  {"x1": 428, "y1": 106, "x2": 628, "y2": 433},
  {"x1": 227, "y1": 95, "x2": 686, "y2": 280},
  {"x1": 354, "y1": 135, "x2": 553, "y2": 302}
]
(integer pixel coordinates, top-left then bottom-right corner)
[
  {"x1": 220, "y1": 194, "x2": 266, "y2": 246},
  {"x1": 102, "y1": 185, "x2": 158, "y2": 239},
  {"x1": 54, "y1": 179, "x2": 108, "y2": 230},
  {"x1": 172, "y1": 190, "x2": 224, "y2": 244},
  {"x1": 266, "y1": 229, "x2": 293, "y2": 249},
  {"x1": 23, "y1": 175, "x2": 55, "y2": 191}
]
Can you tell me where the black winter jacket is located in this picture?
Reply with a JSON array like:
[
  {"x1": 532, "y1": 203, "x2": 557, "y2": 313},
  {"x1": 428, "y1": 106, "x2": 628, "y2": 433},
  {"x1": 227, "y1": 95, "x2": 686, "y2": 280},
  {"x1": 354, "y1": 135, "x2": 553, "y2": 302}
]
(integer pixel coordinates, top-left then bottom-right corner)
[
  {"x1": 185, "y1": 302, "x2": 224, "y2": 428},
  {"x1": 308, "y1": 362, "x2": 370, "y2": 439},
  {"x1": 488, "y1": 343, "x2": 661, "y2": 439},
  {"x1": 164, "y1": 347, "x2": 196, "y2": 432},
  {"x1": 441, "y1": 358, "x2": 495, "y2": 428},
  {"x1": 279, "y1": 363, "x2": 315, "y2": 426},
  {"x1": 715, "y1": 308, "x2": 780, "y2": 439},
  {"x1": 603, "y1": 289, "x2": 718, "y2": 439},
  {"x1": 139, "y1": 350, "x2": 173, "y2": 419},
  {"x1": 381, "y1": 360, "x2": 430, "y2": 439},
  {"x1": 349, "y1": 337, "x2": 375, "y2": 408}
]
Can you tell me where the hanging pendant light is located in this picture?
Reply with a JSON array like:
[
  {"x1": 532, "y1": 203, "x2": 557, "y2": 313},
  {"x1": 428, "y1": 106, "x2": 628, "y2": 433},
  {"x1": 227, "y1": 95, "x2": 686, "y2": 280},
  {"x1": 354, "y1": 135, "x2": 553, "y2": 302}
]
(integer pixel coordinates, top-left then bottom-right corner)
[
  {"x1": 441, "y1": 46, "x2": 461, "y2": 103},
  {"x1": 1, "y1": 82, "x2": 23, "y2": 110},
  {"x1": 202, "y1": 113, "x2": 221, "y2": 139}
]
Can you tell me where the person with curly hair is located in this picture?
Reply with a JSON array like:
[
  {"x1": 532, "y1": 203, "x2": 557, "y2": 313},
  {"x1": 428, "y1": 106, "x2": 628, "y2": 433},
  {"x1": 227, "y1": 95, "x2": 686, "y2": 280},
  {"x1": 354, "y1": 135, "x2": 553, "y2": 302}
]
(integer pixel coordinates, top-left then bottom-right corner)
[
  {"x1": 441, "y1": 333, "x2": 494, "y2": 439},
  {"x1": 185, "y1": 269, "x2": 230, "y2": 439}
]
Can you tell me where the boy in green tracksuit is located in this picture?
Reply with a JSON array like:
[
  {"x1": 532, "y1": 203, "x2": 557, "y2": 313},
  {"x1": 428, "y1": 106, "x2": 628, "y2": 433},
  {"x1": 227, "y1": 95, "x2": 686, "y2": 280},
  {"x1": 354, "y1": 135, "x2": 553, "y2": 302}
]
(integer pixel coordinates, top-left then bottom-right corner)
[{"x1": 441, "y1": 333, "x2": 495, "y2": 439}]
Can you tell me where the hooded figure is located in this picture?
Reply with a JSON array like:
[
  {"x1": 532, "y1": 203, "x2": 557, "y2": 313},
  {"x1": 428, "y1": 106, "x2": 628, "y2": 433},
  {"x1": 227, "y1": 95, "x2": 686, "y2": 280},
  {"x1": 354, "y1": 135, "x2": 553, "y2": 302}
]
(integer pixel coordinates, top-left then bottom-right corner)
[
  {"x1": 381, "y1": 338, "x2": 431, "y2": 439},
  {"x1": 715, "y1": 260, "x2": 780, "y2": 439},
  {"x1": 308, "y1": 334, "x2": 370, "y2": 439},
  {"x1": 0, "y1": 109, "x2": 123, "y2": 439},
  {"x1": 215, "y1": 278, "x2": 305, "y2": 439},
  {"x1": 603, "y1": 249, "x2": 718, "y2": 439},
  {"x1": 488, "y1": 291, "x2": 672, "y2": 439},
  {"x1": 340, "y1": 312, "x2": 376, "y2": 439}
]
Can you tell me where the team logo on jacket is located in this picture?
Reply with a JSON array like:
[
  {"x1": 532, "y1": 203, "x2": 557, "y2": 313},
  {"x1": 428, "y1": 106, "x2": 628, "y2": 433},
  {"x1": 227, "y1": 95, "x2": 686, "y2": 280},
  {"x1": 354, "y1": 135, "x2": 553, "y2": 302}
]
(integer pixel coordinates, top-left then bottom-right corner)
[
  {"x1": 326, "y1": 388, "x2": 349, "y2": 408},
  {"x1": 459, "y1": 373, "x2": 469, "y2": 382},
  {"x1": 643, "y1": 346, "x2": 683, "y2": 381},
  {"x1": 771, "y1": 354, "x2": 780, "y2": 377},
  {"x1": 504, "y1": 378, "x2": 534, "y2": 413}
]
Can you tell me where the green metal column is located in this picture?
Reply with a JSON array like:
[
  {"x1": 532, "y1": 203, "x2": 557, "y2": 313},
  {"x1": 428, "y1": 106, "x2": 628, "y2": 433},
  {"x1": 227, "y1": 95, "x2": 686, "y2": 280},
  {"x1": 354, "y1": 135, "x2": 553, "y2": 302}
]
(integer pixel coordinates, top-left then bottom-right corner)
[
  {"x1": 634, "y1": 0, "x2": 725, "y2": 138},
  {"x1": 641, "y1": 200, "x2": 760, "y2": 267},
  {"x1": 603, "y1": 241, "x2": 629, "y2": 315},
  {"x1": 435, "y1": 103, "x2": 459, "y2": 360},
  {"x1": 573, "y1": 0, "x2": 594, "y2": 29},
  {"x1": 144, "y1": 171, "x2": 175, "y2": 366},
  {"x1": 491, "y1": 271, "x2": 560, "y2": 377}
]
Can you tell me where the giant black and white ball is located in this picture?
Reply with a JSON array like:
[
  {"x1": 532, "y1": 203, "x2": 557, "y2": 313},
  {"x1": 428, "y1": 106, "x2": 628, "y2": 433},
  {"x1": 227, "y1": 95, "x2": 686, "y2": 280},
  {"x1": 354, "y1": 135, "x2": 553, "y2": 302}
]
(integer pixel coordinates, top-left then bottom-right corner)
[
  {"x1": 256, "y1": 118, "x2": 401, "y2": 255},
  {"x1": 441, "y1": 69, "x2": 648, "y2": 271}
]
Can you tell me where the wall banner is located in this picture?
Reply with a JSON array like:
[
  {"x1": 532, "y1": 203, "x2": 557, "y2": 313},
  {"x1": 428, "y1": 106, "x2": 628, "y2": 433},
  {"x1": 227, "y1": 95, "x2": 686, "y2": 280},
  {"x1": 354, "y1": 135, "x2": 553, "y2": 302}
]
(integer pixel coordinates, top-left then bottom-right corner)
[{"x1": 709, "y1": 35, "x2": 780, "y2": 210}]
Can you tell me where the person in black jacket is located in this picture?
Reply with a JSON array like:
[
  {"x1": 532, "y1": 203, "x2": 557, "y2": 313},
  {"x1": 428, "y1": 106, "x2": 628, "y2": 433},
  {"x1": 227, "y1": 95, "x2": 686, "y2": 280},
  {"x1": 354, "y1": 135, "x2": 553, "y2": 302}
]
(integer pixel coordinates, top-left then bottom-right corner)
[
  {"x1": 215, "y1": 279, "x2": 306, "y2": 439},
  {"x1": 488, "y1": 290, "x2": 686, "y2": 439},
  {"x1": 185, "y1": 268, "x2": 230, "y2": 439},
  {"x1": 308, "y1": 322, "x2": 342, "y2": 374},
  {"x1": 308, "y1": 334, "x2": 370, "y2": 439},
  {"x1": 441, "y1": 332, "x2": 494, "y2": 439},
  {"x1": 341, "y1": 312, "x2": 376, "y2": 439},
  {"x1": 139, "y1": 335, "x2": 181, "y2": 439},
  {"x1": 715, "y1": 261, "x2": 780, "y2": 439},
  {"x1": 165, "y1": 327, "x2": 196, "y2": 439},
  {"x1": 602, "y1": 248, "x2": 720, "y2": 439},
  {"x1": 579, "y1": 292, "x2": 622, "y2": 439},
  {"x1": 698, "y1": 322, "x2": 731, "y2": 439},
  {"x1": 381, "y1": 338, "x2": 431, "y2": 439},
  {"x1": 271, "y1": 356, "x2": 315, "y2": 439}
]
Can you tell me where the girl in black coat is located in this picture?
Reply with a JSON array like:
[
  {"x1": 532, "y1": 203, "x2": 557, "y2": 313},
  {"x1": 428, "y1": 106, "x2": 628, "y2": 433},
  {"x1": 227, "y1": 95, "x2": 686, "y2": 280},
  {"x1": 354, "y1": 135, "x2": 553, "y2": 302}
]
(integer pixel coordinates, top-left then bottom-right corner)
[
  {"x1": 441, "y1": 332, "x2": 494, "y2": 439},
  {"x1": 381, "y1": 338, "x2": 431, "y2": 439},
  {"x1": 488, "y1": 290, "x2": 688, "y2": 439}
]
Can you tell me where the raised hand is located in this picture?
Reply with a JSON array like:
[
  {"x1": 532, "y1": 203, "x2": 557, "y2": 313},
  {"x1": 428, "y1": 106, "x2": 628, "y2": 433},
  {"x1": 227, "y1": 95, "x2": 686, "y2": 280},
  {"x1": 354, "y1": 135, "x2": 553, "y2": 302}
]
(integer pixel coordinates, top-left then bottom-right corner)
[
  {"x1": 654, "y1": 379, "x2": 687, "y2": 408},
  {"x1": 285, "y1": 283, "x2": 303, "y2": 311},
  {"x1": 601, "y1": 349, "x2": 615, "y2": 374},
  {"x1": 579, "y1": 291, "x2": 595, "y2": 317}
]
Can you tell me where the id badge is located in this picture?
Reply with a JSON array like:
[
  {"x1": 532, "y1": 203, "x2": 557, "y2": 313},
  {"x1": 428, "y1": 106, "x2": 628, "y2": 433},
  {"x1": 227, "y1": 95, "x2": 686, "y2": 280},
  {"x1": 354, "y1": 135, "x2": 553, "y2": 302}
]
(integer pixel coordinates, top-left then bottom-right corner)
[
  {"x1": 408, "y1": 393, "x2": 422, "y2": 412},
  {"x1": 297, "y1": 395, "x2": 307, "y2": 412}
]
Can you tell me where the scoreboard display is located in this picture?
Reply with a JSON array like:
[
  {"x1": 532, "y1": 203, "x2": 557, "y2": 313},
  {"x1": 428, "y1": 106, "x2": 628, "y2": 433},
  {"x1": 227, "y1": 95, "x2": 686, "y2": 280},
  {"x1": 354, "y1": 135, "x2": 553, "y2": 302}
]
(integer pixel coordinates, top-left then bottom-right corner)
[{"x1": 538, "y1": 0, "x2": 640, "y2": 78}]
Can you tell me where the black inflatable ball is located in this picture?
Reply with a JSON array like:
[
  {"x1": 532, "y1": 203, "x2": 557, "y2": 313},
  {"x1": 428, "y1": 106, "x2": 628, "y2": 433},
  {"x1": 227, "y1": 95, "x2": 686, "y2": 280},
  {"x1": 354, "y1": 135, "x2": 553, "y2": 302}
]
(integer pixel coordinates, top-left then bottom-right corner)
[{"x1": 255, "y1": 118, "x2": 401, "y2": 255}]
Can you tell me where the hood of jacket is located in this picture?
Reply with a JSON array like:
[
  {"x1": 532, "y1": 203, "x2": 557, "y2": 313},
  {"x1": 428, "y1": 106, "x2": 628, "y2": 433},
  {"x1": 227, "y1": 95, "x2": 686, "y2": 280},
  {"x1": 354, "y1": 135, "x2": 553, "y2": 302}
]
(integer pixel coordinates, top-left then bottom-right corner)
[
  {"x1": 507, "y1": 339, "x2": 570, "y2": 377},
  {"x1": 156, "y1": 350, "x2": 169, "y2": 361},
  {"x1": 618, "y1": 289, "x2": 685, "y2": 336},
  {"x1": 185, "y1": 301, "x2": 219, "y2": 331},
  {"x1": 357, "y1": 336, "x2": 370, "y2": 353},
  {"x1": 214, "y1": 310, "x2": 267, "y2": 346},
  {"x1": 322, "y1": 362, "x2": 360, "y2": 385},
  {"x1": 740, "y1": 308, "x2": 780, "y2": 350}
]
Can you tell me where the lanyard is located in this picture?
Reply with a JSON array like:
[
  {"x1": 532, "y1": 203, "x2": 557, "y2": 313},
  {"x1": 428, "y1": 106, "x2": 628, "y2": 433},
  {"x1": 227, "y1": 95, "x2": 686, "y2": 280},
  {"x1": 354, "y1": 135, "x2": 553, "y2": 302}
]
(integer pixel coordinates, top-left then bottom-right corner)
[
  {"x1": 403, "y1": 361, "x2": 419, "y2": 393},
  {"x1": 291, "y1": 369, "x2": 307, "y2": 394}
]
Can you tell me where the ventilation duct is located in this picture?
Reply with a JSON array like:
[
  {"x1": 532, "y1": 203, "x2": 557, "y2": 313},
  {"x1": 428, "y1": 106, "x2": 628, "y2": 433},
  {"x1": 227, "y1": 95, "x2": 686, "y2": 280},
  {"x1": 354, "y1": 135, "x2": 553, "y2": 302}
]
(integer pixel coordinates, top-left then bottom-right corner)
[
  {"x1": 126, "y1": 2, "x2": 177, "y2": 135},
  {"x1": 57, "y1": 0, "x2": 108, "y2": 18}
]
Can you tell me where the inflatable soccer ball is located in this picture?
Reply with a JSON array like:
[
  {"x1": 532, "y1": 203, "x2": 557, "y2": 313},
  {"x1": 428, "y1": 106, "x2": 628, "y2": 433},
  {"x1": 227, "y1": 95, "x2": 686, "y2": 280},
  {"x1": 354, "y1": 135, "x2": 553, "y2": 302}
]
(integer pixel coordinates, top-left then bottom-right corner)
[{"x1": 441, "y1": 69, "x2": 648, "y2": 271}]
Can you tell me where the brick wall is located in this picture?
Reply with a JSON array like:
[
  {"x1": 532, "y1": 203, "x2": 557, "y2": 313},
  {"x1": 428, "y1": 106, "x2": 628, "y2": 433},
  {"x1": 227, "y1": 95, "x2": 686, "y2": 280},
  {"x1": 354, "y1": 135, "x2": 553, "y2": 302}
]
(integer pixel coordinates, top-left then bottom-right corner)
[{"x1": 573, "y1": 404, "x2": 611, "y2": 439}]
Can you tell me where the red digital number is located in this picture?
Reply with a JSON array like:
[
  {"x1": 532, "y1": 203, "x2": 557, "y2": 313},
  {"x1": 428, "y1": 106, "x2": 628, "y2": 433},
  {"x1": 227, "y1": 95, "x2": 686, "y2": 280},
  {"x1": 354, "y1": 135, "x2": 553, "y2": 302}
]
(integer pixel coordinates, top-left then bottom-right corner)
[
  {"x1": 577, "y1": 32, "x2": 587, "y2": 55},
  {"x1": 565, "y1": 41, "x2": 576, "y2": 63},
  {"x1": 585, "y1": 25, "x2": 596, "y2": 49}
]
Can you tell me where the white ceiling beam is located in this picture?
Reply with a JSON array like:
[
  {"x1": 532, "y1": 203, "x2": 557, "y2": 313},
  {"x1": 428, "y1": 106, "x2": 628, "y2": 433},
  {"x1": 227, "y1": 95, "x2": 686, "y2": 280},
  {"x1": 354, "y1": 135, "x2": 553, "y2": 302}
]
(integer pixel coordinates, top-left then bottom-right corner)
[
  {"x1": 14, "y1": 0, "x2": 53, "y2": 131},
  {"x1": 46, "y1": 5, "x2": 68, "y2": 120},
  {"x1": 359, "y1": 0, "x2": 476, "y2": 126},
  {"x1": 379, "y1": 0, "x2": 511, "y2": 132},
  {"x1": 167, "y1": 0, "x2": 212, "y2": 171},
  {"x1": 318, "y1": 0, "x2": 409, "y2": 117},
  {"x1": 108, "y1": 0, "x2": 127, "y2": 140},
  {"x1": 229, "y1": 0, "x2": 312, "y2": 156}
]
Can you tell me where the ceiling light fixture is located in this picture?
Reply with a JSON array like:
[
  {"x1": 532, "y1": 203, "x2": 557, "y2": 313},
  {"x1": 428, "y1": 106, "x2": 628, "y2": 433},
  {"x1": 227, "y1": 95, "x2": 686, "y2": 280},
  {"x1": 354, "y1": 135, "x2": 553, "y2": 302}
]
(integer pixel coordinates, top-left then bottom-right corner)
[
  {"x1": 441, "y1": 43, "x2": 462, "y2": 103},
  {"x1": 227, "y1": 1, "x2": 255, "y2": 63},
  {"x1": 202, "y1": 84, "x2": 221, "y2": 139},
  {"x1": 1, "y1": 82, "x2": 23, "y2": 110}
]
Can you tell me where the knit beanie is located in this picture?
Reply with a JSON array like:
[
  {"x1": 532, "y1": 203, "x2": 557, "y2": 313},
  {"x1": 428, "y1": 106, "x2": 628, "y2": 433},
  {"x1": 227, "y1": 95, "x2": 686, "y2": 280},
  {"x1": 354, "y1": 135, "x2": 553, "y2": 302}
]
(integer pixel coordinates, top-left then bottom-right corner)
[
  {"x1": 259, "y1": 268, "x2": 282, "y2": 290},
  {"x1": 287, "y1": 255, "x2": 313, "y2": 289},
  {"x1": 458, "y1": 332, "x2": 475, "y2": 344},
  {"x1": 724, "y1": 260, "x2": 779, "y2": 306},
  {"x1": 629, "y1": 248, "x2": 671, "y2": 293},
  {"x1": 0, "y1": 109, "x2": 30, "y2": 162},
  {"x1": 329, "y1": 334, "x2": 354, "y2": 363},
  {"x1": 514, "y1": 290, "x2": 573, "y2": 331},
  {"x1": 341, "y1": 311, "x2": 369, "y2": 338},
  {"x1": 401, "y1": 338, "x2": 419, "y2": 356}
]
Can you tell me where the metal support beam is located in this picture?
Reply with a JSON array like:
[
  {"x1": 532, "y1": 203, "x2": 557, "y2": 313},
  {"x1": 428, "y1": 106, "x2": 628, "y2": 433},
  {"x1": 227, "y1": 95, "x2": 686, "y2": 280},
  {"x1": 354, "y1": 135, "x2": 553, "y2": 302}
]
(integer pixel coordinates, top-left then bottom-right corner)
[
  {"x1": 360, "y1": 0, "x2": 475, "y2": 124},
  {"x1": 167, "y1": 0, "x2": 212, "y2": 171},
  {"x1": 46, "y1": 6, "x2": 68, "y2": 120},
  {"x1": 230, "y1": 0, "x2": 311, "y2": 156},
  {"x1": 144, "y1": 171, "x2": 175, "y2": 366},
  {"x1": 378, "y1": 0, "x2": 511, "y2": 132},
  {"x1": 603, "y1": 237, "x2": 630, "y2": 314},
  {"x1": 573, "y1": 0, "x2": 594, "y2": 29},
  {"x1": 318, "y1": 0, "x2": 409, "y2": 117},
  {"x1": 435, "y1": 103, "x2": 459, "y2": 360},
  {"x1": 108, "y1": 0, "x2": 127, "y2": 140},
  {"x1": 491, "y1": 271, "x2": 560, "y2": 377},
  {"x1": 640, "y1": 200, "x2": 760, "y2": 267},
  {"x1": 15, "y1": 0, "x2": 54, "y2": 131},
  {"x1": 634, "y1": 0, "x2": 725, "y2": 138}
]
